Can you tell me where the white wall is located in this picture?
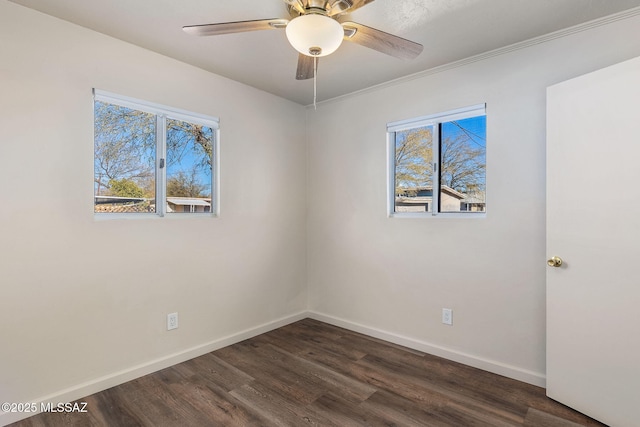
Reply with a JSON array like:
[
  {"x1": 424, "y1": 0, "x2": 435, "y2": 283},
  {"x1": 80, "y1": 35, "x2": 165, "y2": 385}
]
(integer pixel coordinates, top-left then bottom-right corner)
[
  {"x1": 0, "y1": 2, "x2": 307, "y2": 423},
  {"x1": 306, "y1": 12, "x2": 640, "y2": 385}
]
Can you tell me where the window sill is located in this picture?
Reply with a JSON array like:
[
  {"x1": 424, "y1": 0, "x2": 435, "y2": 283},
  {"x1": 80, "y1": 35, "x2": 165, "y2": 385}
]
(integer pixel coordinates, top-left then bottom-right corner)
[
  {"x1": 94, "y1": 213, "x2": 218, "y2": 221},
  {"x1": 388, "y1": 212, "x2": 486, "y2": 219}
]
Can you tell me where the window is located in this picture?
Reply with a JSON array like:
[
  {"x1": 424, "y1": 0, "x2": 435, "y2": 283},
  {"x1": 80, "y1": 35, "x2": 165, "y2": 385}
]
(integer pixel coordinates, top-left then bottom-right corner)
[
  {"x1": 387, "y1": 104, "x2": 486, "y2": 217},
  {"x1": 93, "y1": 90, "x2": 219, "y2": 216}
]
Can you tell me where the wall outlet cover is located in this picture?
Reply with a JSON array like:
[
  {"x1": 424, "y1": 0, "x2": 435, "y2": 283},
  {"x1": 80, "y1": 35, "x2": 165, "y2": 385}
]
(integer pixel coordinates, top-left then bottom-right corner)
[
  {"x1": 442, "y1": 308, "x2": 453, "y2": 325},
  {"x1": 167, "y1": 312, "x2": 178, "y2": 330}
]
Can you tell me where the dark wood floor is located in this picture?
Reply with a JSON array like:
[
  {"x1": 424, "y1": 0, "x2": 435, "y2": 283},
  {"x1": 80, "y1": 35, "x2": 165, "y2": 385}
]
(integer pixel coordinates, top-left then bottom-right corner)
[{"x1": 9, "y1": 318, "x2": 605, "y2": 426}]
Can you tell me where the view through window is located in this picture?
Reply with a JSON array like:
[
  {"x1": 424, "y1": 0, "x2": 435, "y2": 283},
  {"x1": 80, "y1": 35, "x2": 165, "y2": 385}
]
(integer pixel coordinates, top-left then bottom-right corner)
[
  {"x1": 389, "y1": 105, "x2": 486, "y2": 215},
  {"x1": 93, "y1": 91, "x2": 218, "y2": 216}
]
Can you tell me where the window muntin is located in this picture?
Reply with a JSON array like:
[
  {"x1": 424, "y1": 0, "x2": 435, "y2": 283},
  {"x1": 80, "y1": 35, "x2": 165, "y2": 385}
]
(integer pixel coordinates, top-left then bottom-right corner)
[
  {"x1": 388, "y1": 105, "x2": 486, "y2": 217},
  {"x1": 93, "y1": 90, "x2": 219, "y2": 217}
]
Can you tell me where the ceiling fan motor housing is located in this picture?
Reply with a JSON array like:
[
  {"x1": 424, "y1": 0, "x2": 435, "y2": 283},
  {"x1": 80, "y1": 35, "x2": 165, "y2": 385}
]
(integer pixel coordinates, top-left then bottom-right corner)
[{"x1": 286, "y1": 0, "x2": 354, "y2": 18}]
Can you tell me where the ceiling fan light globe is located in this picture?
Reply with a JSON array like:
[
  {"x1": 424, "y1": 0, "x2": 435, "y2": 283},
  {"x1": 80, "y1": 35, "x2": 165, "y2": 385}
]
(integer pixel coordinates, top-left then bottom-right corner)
[{"x1": 285, "y1": 14, "x2": 344, "y2": 57}]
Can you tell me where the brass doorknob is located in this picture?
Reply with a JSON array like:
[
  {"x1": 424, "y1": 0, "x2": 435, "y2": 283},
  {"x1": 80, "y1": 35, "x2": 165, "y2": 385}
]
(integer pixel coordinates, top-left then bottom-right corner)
[{"x1": 547, "y1": 256, "x2": 563, "y2": 268}]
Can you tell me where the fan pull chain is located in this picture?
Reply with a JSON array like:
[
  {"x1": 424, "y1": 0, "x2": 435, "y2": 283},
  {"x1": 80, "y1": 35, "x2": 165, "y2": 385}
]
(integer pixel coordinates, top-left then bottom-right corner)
[{"x1": 313, "y1": 55, "x2": 317, "y2": 110}]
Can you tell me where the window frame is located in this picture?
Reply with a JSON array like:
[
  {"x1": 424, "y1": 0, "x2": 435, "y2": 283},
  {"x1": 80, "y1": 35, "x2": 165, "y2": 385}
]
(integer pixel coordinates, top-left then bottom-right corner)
[
  {"x1": 93, "y1": 89, "x2": 220, "y2": 219},
  {"x1": 387, "y1": 104, "x2": 486, "y2": 218}
]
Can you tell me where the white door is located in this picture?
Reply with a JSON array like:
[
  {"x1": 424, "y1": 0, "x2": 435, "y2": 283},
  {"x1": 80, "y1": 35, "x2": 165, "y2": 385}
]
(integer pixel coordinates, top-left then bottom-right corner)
[{"x1": 546, "y1": 56, "x2": 640, "y2": 427}]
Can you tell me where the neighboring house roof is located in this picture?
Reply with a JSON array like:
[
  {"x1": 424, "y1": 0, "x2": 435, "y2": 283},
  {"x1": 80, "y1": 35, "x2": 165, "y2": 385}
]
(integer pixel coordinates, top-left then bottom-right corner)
[
  {"x1": 396, "y1": 185, "x2": 466, "y2": 200},
  {"x1": 95, "y1": 195, "x2": 147, "y2": 204},
  {"x1": 396, "y1": 196, "x2": 431, "y2": 204},
  {"x1": 167, "y1": 198, "x2": 211, "y2": 207},
  {"x1": 95, "y1": 203, "x2": 152, "y2": 213},
  {"x1": 94, "y1": 196, "x2": 153, "y2": 213},
  {"x1": 461, "y1": 192, "x2": 486, "y2": 204}
]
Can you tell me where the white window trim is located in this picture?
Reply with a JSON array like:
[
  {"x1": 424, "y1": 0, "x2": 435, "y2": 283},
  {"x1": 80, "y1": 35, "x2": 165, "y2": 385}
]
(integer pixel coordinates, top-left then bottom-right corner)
[
  {"x1": 387, "y1": 104, "x2": 486, "y2": 218},
  {"x1": 93, "y1": 89, "x2": 220, "y2": 219}
]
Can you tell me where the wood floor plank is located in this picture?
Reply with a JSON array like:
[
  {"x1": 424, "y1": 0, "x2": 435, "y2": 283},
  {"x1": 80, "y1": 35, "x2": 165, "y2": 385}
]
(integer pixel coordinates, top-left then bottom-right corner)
[
  {"x1": 216, "y1": 342, "x2": 326, "y2": 405},
  {"x1": 354, "y1": 352, "x2": 527, "y2": 424},
  {"x1": 8, "y1": 319, "x2": 606, "y2": 427},
  {"x1": 153, "y1": 366, "x2": 264, "y2": 426},
  {"x1": 359, "y1": 389, "x2": 453, "y2": 427},
  {"x1": 229, "y1": 382, "x2": 335, "y2": 427},
  {"x1": 524, "y1": 407, "x2": 586, "y2": 427},
  {"x1": 444, "y1": 400, "x2": 523, "y2": 427},
  {"x1": 117, "y1": 373, "x2": 211, "y2": 426},
  {"x1": 79, "y1": 391, "x2": 146, "y2": 426},
  {"x1": 263, "y1": 343, "x2": 377, "y2": 403},
  {"x1": 176, "y1": 352, "x2": 255, "y2": 392},
  {"x1": 307, "y1": 391, "x2": 400, "y2": 427},
  {"x1": 260, "y1": 325, "x2": 368, "y2": 362}
]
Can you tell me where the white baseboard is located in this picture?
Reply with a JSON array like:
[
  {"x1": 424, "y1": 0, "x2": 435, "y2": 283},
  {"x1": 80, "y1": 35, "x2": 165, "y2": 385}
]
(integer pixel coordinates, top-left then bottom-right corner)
[
  {"x1": 0, "y1": 311, "x2": 308, "y2": 427},
  {"x1": 307, "y1": 311, "x2": 546, "y2": 388}
]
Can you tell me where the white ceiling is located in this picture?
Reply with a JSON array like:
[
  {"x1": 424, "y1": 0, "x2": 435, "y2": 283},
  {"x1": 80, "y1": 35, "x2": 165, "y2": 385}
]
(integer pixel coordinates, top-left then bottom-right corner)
[{"x1": 9, "y1": 0, "x2": 640, "y2": 105}]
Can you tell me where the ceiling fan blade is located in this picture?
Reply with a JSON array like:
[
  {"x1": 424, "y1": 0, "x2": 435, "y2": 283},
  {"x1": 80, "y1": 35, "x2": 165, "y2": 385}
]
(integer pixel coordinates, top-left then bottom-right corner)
[
  {"x1": 183, "y1": 18, "x2": 288, "y2": 36},
  {"x1": 342, "y1": 21, "x2": 423, "y2": 60},
  {"x1": 296, "y1": 54, "x2": 318, "y2": 80}
]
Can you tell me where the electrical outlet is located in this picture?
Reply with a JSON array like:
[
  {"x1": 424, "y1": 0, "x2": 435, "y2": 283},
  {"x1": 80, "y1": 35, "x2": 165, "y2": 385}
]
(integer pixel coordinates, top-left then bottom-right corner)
[
  {"x1": 442, "y1": 308, "x2": 453, "y2": 326},
  {"x1": 167, "y1": 312, "x2": 178, "y2": 330}
]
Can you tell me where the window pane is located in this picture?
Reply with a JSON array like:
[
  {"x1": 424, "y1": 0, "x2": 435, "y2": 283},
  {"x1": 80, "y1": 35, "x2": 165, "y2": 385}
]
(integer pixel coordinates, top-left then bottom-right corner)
[
  {"x1": 94, "y1": 101, "x2": 156, "y2": 213},
  {"x1": 440, "y1": 115, "x2": 486, "y2": 213},
  {"x1": 394, "y1": 125, "x2": 434, "y2": 213},
  {"x1": 165, "y1": 118, "x2": 213, "y2": 214}
]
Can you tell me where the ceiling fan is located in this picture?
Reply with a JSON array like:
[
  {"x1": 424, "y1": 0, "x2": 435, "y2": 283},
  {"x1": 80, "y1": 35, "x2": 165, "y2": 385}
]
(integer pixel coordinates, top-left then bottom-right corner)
[{"x1": 183, "y1": 0, "x2": 424, "y2": 81}]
